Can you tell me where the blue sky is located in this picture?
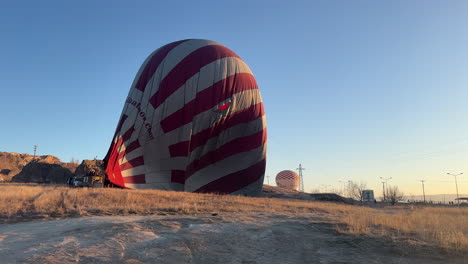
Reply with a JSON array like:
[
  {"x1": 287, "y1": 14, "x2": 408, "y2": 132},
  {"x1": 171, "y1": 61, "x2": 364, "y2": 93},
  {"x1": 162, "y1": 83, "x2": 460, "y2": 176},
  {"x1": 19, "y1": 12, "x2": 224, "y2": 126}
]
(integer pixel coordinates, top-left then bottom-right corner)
[{"x1": 1, "y1": 0, "x2": 468, "y2": 196}]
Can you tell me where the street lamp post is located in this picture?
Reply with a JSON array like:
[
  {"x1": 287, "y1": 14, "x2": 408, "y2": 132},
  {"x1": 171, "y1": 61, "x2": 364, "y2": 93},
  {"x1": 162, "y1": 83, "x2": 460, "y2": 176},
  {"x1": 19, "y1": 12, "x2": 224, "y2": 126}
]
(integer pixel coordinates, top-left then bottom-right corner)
[
  {"x1": 338, "y1": 180, "x2": 348, "y2": 196},
  {"x1": 420, "y1": 180, "x2": 426, "y2": 203},
  {"x1": 447, "y1": 172, "x2": 463, "y2": 205}
]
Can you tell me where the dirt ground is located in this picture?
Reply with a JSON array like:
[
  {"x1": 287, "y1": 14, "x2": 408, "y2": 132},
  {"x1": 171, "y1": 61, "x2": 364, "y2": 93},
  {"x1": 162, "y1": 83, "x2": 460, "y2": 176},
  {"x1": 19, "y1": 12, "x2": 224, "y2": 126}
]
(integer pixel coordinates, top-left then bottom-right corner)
[{"x1": 0, "y1": 213, "x2": 464, "y2": 264}]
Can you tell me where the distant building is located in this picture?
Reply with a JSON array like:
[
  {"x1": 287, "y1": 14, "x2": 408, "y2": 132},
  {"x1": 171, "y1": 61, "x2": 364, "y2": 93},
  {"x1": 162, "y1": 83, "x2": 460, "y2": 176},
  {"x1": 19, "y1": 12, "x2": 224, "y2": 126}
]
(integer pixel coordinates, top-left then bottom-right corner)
[{"x1": 362, "y1": 190, "x2": 375, "y2": 202}]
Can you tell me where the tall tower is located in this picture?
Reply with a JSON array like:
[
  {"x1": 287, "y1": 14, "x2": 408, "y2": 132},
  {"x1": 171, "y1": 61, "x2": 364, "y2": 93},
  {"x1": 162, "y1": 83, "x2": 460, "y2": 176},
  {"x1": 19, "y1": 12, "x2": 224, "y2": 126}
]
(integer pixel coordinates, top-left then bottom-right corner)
[
  {"x1": 296, "y1": 164, "x2": 305, "y2": 192},
  {"x1": 33, "y1": 145, "x2": 37, "y2": 159}
]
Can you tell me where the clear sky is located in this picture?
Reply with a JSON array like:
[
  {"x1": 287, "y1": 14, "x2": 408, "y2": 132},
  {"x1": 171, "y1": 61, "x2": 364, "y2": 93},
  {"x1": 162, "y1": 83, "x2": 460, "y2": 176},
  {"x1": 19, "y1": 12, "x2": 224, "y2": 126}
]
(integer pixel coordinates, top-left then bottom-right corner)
[{"x1": 1, "y1": 0, "x2": 468, "y2": 197}]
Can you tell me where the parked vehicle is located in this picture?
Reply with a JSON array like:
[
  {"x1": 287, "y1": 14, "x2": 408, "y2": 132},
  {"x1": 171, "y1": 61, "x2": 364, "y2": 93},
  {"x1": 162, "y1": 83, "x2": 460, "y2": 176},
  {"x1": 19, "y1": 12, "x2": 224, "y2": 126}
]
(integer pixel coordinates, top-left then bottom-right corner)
[{"x1": 67, "y1": 176, "x2": 88, "y2": 187}]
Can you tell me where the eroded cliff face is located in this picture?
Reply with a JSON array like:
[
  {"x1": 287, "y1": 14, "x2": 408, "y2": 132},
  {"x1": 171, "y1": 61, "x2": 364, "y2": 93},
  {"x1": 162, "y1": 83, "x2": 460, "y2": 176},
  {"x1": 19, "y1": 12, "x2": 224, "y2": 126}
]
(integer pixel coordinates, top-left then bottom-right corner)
[
  {"x1": 74, "y1": 159, "x2": 105, "y2": 177},
  {"x1": 0, "y1": 152, "x2": 78, "y2": 182},
  {"x1": 11, "y1": 161, "x2": 73, "y2": 184}
]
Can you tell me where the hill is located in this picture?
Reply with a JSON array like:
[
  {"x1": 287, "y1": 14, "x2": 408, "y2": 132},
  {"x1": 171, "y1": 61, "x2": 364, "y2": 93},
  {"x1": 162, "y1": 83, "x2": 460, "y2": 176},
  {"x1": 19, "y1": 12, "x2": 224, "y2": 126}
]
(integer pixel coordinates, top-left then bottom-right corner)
[
  {"x1": 11, "y1": 161, "x2": 74, "y2": 184},
  {"x1": 0, "y1": 151, "x2": 79, "y2": 182}
]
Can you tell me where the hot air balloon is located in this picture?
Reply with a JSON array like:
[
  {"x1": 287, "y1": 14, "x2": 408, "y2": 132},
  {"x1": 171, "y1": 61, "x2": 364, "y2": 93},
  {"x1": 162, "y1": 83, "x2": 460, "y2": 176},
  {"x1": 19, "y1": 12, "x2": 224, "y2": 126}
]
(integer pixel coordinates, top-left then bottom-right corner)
[
  {"x1": 275, "y1": 170, "x2": 299, "y2": 190},
  {"x1": 104, "y1": 39, "x2": 267, "y2": 196}
]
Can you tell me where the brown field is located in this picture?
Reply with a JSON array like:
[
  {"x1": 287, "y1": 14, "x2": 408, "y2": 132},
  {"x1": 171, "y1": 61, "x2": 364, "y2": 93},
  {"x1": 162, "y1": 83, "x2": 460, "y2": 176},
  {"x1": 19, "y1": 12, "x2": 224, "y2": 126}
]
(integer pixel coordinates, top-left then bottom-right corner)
[{"x1": 0, "y1": 184, "x2": 467, "y2": 254}]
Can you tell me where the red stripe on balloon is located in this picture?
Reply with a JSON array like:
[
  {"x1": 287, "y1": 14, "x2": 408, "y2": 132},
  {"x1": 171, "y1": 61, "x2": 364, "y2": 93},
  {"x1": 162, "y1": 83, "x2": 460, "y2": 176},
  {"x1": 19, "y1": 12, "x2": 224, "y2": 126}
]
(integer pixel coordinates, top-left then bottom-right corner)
[
  {"x1": 120, "y1": 156, "x2": 144, "y2": 171},
  {"x1": 115, "y1": 115, "x2": 128, "y2": 137},
  {"x1": 160, "y1": 73, "x2": 258, "y2": 133},
  {"x1": 149, "y1": 45, "x2": 240, "y2": 109},
  {"x1": 114, "y1": 127, "x2": 135, "y2": 163},
  {"x1": 189, "y1": 103, "x2": 264, "y2": 151},
  {"x1": 115, "y1": 139, "x2": 141, "y2": 164},
  {"x1": 117, "y1": 148, "x2": 126, "y2": 162},
  {"x1": 135, "y1": 39, "x2": 190, "y2": 92},
  {"x1": 105, "y1": 137, "x2": 125, "y2": 188},
  {"x1": 103, "y1": 114, "x2": 128, "y2": 163},
  {"x1": 185, "y1": 129, "x2": 266, "y2": 178},
  {"x1": 125, "y1": 140, "x2": 141, "y2": 154},
  {"x1": 123, "y1": 174, "x2": 146, "y2": 184},
  {"x1": 121, "y1": 127, "x2": 135, "y2": 142},
  {"x1": 169, "y1": 141, "x2": 189, "y2": 157},
  {"x1": 195, "y1": 159, "x2": 266, "y2": 194},
  {"x1": 171, "y1": 170, "x2": 186, "y2": 184},
  {"x1": 167, "y1": 102, "x2": 264, "y2": 155}
]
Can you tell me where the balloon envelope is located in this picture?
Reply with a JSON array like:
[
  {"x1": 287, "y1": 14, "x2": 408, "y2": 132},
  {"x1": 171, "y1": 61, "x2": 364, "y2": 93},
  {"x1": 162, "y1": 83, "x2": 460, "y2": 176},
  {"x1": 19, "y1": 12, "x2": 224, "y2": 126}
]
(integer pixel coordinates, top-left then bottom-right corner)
[
  {"x1": 104, "y1": 39, "x2": 267, "y2": 196},
  {"x1": 275, "y1": 170, "x2": 299, "y2": 190}
]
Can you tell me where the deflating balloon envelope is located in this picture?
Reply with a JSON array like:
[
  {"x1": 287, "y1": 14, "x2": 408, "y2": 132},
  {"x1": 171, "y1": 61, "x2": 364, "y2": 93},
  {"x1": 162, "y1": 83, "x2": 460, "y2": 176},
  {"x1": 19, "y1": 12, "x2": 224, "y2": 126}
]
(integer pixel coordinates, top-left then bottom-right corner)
[{"x1": 104, "y1": 39, "x2": 267, "y2": 196}]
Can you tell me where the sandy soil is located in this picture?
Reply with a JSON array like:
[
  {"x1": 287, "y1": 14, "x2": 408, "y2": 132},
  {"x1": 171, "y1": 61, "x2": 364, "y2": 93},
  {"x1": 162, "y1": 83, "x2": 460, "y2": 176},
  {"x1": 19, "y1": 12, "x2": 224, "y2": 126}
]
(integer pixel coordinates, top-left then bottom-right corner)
[{"x1": 0, "y1": 213, "x2": 463, "y2": 264}]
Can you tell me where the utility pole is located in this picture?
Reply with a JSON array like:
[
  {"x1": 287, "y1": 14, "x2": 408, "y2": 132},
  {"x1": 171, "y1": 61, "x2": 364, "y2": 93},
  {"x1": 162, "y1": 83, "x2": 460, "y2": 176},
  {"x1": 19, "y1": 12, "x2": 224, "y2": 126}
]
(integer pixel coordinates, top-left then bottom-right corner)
[
  {"x1": 33, "y1": 145, "x2": 37, "y2": 160},
  {"x1": 447, "y1": 172, "x2": 463, "y2": 205},
  {"x1": 296, "y1": 164, "x2": 305, "y2": 192},
  {"x1": 381, "y1": 181, "x2": 386, "y2": 201},
  {"x1": 420, "y1": 180, "x2": 426, "y2": 203},
  {"x1": 380, "y1": 177, "x2": 392, "y2": 202}
]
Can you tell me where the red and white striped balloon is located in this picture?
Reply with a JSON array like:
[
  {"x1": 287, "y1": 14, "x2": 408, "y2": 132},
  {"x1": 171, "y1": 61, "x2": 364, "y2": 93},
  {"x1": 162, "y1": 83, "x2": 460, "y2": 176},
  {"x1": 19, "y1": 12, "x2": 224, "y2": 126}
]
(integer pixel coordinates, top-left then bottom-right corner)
[
  {"x1": 275, "y1": 170, "x2": 300, "y2": 190},
  {"x1": 104, "y1": 39, "x2": 267, "y2": 196}
]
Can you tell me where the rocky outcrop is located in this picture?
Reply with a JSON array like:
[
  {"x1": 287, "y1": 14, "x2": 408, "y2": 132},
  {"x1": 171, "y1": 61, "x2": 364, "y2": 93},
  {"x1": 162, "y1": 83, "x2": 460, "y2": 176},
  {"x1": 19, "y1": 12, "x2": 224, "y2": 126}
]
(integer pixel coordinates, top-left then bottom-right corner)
[
  {"x1": 0, "y1": 152, "x2": 62, "y2": 182},
  {"x1": 11, "y1": 161, "x2": 73, "y2": 184},
  {"x1": 0, "y1": 152, "x2": 81, "y2": 182},
  {"x1": 75, "y1": 159, "x2": 105, "y2": 176}
]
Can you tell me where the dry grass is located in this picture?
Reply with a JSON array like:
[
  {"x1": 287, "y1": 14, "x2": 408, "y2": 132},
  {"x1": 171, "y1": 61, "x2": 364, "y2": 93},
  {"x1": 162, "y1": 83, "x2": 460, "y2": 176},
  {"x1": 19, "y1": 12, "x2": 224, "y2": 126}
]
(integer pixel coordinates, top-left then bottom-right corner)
[
  {"x1": 0, "y1": 184, "x2": 467, "y2": 254},
  {"x1": 339, "y1": 205, "x2": 468, "y2": 253},
  {"x1": 0, "y1": 184, "x2": 351, "y2": 219}
]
